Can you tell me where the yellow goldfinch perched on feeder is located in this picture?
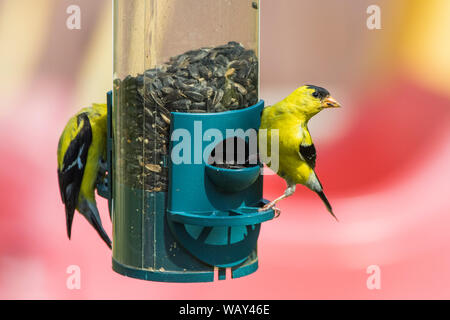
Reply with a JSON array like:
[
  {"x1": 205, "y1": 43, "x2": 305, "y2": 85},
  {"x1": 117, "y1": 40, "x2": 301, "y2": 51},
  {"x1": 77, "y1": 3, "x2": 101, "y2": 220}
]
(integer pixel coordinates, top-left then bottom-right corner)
[
  {"x1": 259, "y1": 85, "x2": 341, "y2": 220},
  {"x1": 57, "y1": 103, "x2": 112, "y2": 248}
]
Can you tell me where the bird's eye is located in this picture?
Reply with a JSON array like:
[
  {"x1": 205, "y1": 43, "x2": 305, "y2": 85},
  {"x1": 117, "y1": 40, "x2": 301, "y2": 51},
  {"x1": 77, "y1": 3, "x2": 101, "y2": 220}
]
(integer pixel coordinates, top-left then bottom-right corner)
[{"x1": 312, "y1": 92, "x2": 319, "y2": 98}]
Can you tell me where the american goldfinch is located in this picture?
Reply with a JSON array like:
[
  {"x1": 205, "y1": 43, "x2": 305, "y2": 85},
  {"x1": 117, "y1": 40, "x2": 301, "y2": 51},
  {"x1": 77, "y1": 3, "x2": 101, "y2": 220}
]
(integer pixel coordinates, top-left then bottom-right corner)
[
  {"x1": 57, "y1": 103, "x2": 112, "y2": 248},
  {"x1": 259, "y1": 85, "x2": 341, "y2": 220}
]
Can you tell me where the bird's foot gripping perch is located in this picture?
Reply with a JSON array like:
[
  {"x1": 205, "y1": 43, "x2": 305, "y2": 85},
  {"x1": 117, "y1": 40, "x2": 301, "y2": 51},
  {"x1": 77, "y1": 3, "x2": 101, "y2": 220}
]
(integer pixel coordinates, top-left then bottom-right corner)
[
  {"x1": 259, "y1": 204, "x2": 281, "y2": 218},
  {"x1": 258, "y1": 184, "x2": 296, "y2": 218}
]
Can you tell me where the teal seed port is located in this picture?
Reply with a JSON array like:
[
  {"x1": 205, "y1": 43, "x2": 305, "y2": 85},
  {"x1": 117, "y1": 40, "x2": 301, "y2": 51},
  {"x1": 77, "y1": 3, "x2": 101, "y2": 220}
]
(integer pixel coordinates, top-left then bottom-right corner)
[{"x1": 101, "y1": 92, "x2": 275, "y2": 282}]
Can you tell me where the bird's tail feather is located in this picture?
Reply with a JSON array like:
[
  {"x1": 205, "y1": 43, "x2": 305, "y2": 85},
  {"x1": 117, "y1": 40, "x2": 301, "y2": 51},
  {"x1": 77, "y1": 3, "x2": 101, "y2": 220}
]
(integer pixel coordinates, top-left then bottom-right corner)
[
  {"x1": 316, "y1": 191, "x2": 339, "y2": 222},
  {"x1": 82, "y1": 200, "x2": 112, "y2": 249},
  {"x1": 65, "y1": 206, "x2": 75, "y2": 239}
]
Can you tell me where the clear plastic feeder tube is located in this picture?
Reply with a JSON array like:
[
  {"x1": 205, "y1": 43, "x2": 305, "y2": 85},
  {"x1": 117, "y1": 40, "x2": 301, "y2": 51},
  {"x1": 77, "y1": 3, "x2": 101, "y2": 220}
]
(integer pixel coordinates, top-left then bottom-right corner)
[
  {"x1": 113, "y1": 0, "x2": 259, "y2": 192},
  {"x1": 112, "y1": 0, "x2": 260, "y2": 277}
]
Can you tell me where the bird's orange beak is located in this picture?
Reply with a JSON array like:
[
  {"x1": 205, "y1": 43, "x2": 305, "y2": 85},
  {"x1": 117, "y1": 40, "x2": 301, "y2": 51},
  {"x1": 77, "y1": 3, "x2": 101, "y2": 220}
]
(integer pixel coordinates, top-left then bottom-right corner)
[{"x1": 322, "y1": 96, "x2": 341, "y2": 108}]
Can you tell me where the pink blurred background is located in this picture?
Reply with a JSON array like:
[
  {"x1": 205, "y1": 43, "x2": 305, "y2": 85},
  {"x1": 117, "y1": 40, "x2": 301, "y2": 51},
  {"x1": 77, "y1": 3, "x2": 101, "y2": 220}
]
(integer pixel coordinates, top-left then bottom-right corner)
[{"x1": 0, "y1": 0, "x2": 449, "y2": 299}]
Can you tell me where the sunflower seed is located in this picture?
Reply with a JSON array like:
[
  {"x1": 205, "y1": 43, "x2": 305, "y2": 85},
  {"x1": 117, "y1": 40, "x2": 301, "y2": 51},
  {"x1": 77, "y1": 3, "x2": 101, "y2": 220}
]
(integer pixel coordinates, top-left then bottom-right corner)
[
  {"x1": 161, "y1": 87, "x2": 175, "y2": 95},
  {"x1": 145, "y1": 164, "x2": 162, "y2": 173},
  {"x1": 184, "y1": 90, "x2": 204, "y2": 102},
  {"x1": 201, "y1": 87, "x2": 214, "y2": 99},
  {"x1": 171, "y1": 99, "x2": 192, "y2": 110},
  {"x1": 188, "y1": 64, "x2": 200, "y2": 79},
  {"x1": 212, "y1": 89, "x2": 224, "y2": 106},
  {"x1": 199, "y1": 65, "x2": 212, "y2": 79},
  {"x1": 192, "y1": 102, "x2": 206, "y2": 110},
  {"x1": 191, "y1": 50, "x2": 209, "y2": 62},
  {"x1": 234, "y1": 82, "x2": 248, "y2": 95},
  {"x1": 176, "y1": 54, "x2": 190, "y2": 68}
]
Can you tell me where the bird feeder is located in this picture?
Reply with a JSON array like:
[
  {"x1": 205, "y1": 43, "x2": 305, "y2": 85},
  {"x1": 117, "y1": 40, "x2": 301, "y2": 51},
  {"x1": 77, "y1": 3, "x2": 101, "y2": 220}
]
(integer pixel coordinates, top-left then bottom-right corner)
[{"x1": 105, "y1": 0, "x2": 274, "y2": 282}]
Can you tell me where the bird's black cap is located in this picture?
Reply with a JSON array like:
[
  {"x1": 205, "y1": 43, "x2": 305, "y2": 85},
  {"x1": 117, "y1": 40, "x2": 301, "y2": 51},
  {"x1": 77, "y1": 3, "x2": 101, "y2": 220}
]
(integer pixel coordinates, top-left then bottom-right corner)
[{"x1": 306, "y1": 85, "x2": 330, "y2": 100}]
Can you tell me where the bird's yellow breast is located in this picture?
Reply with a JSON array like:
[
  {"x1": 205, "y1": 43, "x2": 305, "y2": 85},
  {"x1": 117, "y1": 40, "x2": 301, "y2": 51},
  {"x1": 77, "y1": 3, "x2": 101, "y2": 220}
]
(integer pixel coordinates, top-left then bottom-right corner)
[{"x1": 260, "y1": 102, "x2": 314, "y2": 185}]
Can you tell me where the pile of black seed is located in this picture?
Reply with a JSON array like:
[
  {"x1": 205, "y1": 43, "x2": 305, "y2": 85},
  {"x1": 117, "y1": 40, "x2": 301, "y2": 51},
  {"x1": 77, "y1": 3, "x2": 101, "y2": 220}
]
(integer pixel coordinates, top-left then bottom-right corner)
[
  {"x1": 114, "y1": 41, "x2": 259, "y2": 191},
  {"x1": 208, "y1": 137, "x2": 260, "y2": 170}
]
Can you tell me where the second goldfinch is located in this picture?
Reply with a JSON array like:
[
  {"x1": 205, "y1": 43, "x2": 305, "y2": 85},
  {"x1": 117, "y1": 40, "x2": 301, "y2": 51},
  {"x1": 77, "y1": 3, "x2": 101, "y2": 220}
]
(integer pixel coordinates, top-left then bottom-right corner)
[
  {"x1": 259, "y1": 85, "x2": 341, "y2": 220},
  {"x1": 57, "y1": 103, "x2": 111, "y2": 248}
]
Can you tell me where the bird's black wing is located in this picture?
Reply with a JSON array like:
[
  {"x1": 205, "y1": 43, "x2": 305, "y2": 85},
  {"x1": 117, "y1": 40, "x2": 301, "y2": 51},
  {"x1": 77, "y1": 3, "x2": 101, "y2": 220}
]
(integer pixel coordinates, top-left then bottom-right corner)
[
  {"x1": 299, "y1": 144, "x2": 317, "y2": 169},
  {"x1": 58, "y1": 113, "x2": 92, "y2": 238}
]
